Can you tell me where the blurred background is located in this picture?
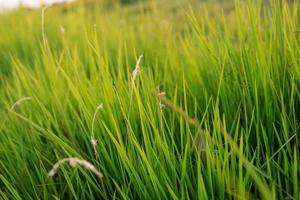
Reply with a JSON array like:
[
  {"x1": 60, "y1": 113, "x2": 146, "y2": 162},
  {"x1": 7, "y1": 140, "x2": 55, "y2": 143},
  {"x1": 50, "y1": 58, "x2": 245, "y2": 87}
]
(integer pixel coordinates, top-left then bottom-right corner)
[{"x1": 0, "y1": 0, "x2": 75, "y2": 10}]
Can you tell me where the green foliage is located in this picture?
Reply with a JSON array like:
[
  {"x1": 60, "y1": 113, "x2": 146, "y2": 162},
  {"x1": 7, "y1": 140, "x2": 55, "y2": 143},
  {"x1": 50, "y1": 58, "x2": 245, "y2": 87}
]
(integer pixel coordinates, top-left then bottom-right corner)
[{"x1": 0, "y1": 0, "x2": 299, "y2": 199}]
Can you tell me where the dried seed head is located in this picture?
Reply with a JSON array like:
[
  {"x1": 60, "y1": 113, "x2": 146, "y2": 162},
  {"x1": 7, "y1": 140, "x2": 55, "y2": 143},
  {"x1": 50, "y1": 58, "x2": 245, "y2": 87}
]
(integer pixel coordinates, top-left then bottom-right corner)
[
  {"x1": 96, "y1": 103, "x2": 103, "y2": 110},
  {"x1": 159, "y1": 102, "x2": 166, "y2": 109},
  {"x1": 131, "y1": 54, "x2": 143, "y2": 87},
  {"x1": 48, "y1": 157, "x2": 103, "y2": 178},
  {"x1": 155, "y1": 86, "x2": 166, "y2": 110},
  {"x1": 9, "y1": 97, "x2": 32, "y2": 111},
  {"x1": 91, "y1": 103, "x2": 104, "y2": 159},
  {"x1": 90, "y1": 138, "x2": 97, "y2": 146}
]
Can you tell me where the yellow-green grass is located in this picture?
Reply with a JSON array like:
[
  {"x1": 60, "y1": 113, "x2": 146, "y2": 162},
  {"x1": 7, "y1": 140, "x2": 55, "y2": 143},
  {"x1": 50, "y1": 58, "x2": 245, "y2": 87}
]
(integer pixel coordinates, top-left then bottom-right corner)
[{"x1": 0, "y1": 0, "x2": 299, "y2": 199}]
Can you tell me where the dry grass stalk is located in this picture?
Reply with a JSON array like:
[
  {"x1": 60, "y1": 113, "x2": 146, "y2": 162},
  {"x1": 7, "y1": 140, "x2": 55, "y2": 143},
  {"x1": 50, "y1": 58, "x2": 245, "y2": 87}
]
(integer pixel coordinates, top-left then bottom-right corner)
[
  {"x1": 151, "y1": 90, "x2": 199, "y2": 126},
  {"x1": 131, "y1": 54, "x2": 143, "y2": 88},
  {"x1": 126, "y1": 54, "x2": 143, "y2": 141},
  {"x1": 91, "y1": 103, "x2": 103, "y2": 159},
  {"x1": 9, "y1": 97, "x2": 32, "y2": 111},
  {"x1": 151, "y1": 90, "x2": 207, "y2": 155},
  {"x1": 48, "y1": 157, "x2": 103, "y2": 178}
]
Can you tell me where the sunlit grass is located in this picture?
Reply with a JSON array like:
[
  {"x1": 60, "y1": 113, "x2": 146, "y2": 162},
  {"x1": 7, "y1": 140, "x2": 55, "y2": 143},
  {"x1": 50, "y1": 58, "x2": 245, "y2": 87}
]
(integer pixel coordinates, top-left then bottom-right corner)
[{"x1": 0, "y1": 0, "x2": 299, "y2": 199}]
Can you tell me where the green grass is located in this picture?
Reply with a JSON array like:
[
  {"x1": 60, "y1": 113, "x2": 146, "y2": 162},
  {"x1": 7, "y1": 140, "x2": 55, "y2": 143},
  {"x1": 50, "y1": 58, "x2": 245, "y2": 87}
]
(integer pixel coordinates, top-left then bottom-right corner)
[{"x1": 0, "y1": 0, "x2": 299, "y2": 199}]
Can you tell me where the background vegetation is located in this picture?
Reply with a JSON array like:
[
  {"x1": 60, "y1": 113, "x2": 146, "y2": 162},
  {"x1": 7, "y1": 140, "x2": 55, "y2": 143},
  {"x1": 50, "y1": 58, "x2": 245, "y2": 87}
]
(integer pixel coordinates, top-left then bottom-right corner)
[{"x1": 0, "y1": 0, "x2": 299, "y2": 199}]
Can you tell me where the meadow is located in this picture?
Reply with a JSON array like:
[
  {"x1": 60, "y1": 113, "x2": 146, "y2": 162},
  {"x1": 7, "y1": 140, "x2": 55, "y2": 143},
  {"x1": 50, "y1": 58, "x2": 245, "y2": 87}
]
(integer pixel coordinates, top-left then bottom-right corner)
[{"x1": 0, "y1": 0, "x2": 299, "y2": 199}]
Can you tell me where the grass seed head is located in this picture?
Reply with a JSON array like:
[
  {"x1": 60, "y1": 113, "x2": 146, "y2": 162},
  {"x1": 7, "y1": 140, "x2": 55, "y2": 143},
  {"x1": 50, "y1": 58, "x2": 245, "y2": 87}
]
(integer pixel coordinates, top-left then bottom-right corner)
[
  {"x1": 48, "y1": 157, "x2": 103, "y2": 178},
  {"x1": 131, "y1": 54, "x2": 143, "y2": 87},
  {"x1": 9, "y1": 96, "x2": 32, "y2": 111},
  {"x1": 91, "y1": 103, "x2": 104, "y2": 159}
]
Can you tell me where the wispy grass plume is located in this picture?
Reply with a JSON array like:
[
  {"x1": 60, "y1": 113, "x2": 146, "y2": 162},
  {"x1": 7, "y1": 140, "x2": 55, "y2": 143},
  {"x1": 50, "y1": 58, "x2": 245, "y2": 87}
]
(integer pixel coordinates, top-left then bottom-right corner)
[
  {"x1": 126, "y1": 54, "x2": 143, "y2": 138},
  {"x1": 48, "y1": 157, "x2": 103, "y2": 178},
  {"x1": 9, "y1": 97, "x2": 32, "y2": 111},
  {"x1": 91, "y1": 103, "x2": 103, "y2": 159}
]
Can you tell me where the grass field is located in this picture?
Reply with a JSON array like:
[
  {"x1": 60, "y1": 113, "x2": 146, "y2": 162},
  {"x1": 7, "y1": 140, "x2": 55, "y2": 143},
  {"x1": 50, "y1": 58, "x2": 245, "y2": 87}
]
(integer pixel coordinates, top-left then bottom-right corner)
[{"x1": 0, "y1": 0, "x2": 299, "y2": 199}]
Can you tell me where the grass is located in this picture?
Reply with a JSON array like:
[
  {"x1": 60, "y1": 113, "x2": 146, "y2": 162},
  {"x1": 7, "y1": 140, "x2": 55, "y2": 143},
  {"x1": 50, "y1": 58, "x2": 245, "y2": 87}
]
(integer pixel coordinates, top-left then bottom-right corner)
[{"x1": 0, "y1": 0, "x2": 299, "y2": 199}]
